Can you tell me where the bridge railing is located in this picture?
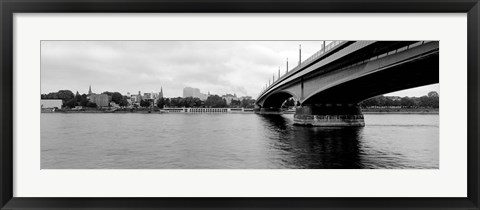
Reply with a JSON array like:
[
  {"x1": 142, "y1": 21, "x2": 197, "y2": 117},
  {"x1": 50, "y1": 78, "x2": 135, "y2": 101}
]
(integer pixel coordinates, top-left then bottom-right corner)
[
  {"x1": 258, "y1": 40, "x2": 346, "y2": 98},
  {"x1": 301, "y1": 41, "x2": 344, "y2": 67},
  {"x1": 333, "y1": 41, "x2": 433, "y2": 72}
]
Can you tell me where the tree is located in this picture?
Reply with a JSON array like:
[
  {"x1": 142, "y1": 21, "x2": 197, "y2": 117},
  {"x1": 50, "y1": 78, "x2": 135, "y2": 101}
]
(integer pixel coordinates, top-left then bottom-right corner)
[
  {"x1": 184, "y1": 97, "x2": 195, "y2": 107},
  {"x1": 42, "y1": 90, "x2": 74, "y2": 102},
  {"x1": 360, "y1": 95, "x2": 387, "y2": 107},
  {"x1": 375, "y1": 96, "x2": 387, "y2": 107},
  {"x1": 427, "y1": 91, "x2": 439, "y2": 108},
  {"x1": 179, "y1": 97, "x2": 202, "y2": 107},
  {"x1": 240, "y1": 98, "x2": 256, "y2": 108},
  {"x1": 79, "y1": 94, "x2": 89, "y2": 107},
  {"x1": 75, "y1": 91, "x2": 82, "y2": 102},
  {"x1": 64, "y1": 98, "x2": 77, "y2": 108},
  {"x1": 41, "y1": 90, "x2": 75, "y2": 107},
  {"x1": 384, "y1": 97, "x2": 395, "y2": 107},
  {"x1": 101, "y1": 91, "x2": 128, "y2": 106},
  {"x1": 86, "y1": 102, "x2": 97, "y2": 108},
  {"x1": 57, "y1": 90, "x2": 75, "y2": 102},
  {"x1": 360, "y1": 93, "x2": 439, "y2": 109},
  {"x1": 164, "y1": 98, "x2": 170, "y2": 107},
  {"x1": 230, "y1": 99, "x2": 241, "y2": 107},
  {"x1": 110, "y1": 92, "x2": 124, "y2": 105},
  {"x1": 157, "y1": 97, "x2": 166, "y2": 108},
  {"x1": 359, "y1": 97, "x2": 377, "y2": 107},
  {"x1": 119, "y1": 96, "x2": 129, "y2": 107},
  {"x1": 42, "y1": 92, "x2": 59, "y2": 99},
  {"x1": 193, "y1": 98, "x2": 202, "y2": 107},
  {"x1": 400, "y1": 97, "x2": 415, "y2": 108},
  {"x1": 428, "y1": 91, "x2": 439, "y2": 98},
  {"x1": 205, "y1": 95, "x2": 227, "y2": 108},
  {"x1": 140, "y1": 99, "x2": 151, "y2": 108},
  {"x1": 169, "y1": 97, "x2": 183, "y2": 107}
]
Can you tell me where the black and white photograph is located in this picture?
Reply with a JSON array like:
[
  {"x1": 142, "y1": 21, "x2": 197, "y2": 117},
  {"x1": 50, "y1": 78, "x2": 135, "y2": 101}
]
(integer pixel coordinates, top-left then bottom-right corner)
[{"x1": 40, "y1": 40, "x2": 439, "y2": 169}]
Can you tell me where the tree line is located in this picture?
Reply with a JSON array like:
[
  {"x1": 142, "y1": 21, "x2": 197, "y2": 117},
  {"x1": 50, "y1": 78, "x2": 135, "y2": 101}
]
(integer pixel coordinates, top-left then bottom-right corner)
[
  {"x1": 42, "y1": 89, "x2": 437, "y2": 110},
  {"x1": 359, "y1": 91, "x2": 439, "y2": 108},
  {"x1": 156, "y1": 95, "x2": 256, "y2": 108},
  {"x1": 41, "y1": 90, "x2": 257, "y2": 109},
  {"x1": 41, "y1": 90, "x2": 96, "y2": 108},
  {"x1": 41, "y1": 90, "x2": 129, "y2": 108}
]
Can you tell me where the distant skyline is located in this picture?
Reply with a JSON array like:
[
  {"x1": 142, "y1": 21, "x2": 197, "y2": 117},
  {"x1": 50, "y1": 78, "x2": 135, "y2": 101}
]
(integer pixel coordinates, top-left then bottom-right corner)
[
  {"x1": 41, "y1": 41, "x2": 439, "y2": 98},
  {"x1": 56, "y1": 84, "x2": 439, "y2": 99}
]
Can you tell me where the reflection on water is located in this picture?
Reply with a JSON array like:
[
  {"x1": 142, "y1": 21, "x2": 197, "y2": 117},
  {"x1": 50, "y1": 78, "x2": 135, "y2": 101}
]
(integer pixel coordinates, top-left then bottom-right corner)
[
  {"x1": 258, "y1": 115, "x2": 363, "y2": 168},
  {"x1": 41, "y1": 113, "x2": 438, "y2": 169}
]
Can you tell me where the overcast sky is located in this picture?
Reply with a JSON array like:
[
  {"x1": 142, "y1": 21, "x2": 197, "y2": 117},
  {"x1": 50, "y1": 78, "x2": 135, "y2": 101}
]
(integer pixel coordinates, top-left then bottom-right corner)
[{"x1": 41, "y1": 41, "x2": 439, "y2": 98}]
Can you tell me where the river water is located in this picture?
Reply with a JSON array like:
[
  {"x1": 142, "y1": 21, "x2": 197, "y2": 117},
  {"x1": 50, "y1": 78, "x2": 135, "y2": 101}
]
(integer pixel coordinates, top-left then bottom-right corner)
[{"x1": 41, "y1": 113, "x2": 438, "y2": 169}]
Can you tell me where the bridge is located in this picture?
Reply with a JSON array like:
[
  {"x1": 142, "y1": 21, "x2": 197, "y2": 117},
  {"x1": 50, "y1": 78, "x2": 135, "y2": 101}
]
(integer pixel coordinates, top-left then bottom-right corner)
[{"x1": 255, "y1": 41, "x2": 439, "y2": 126}]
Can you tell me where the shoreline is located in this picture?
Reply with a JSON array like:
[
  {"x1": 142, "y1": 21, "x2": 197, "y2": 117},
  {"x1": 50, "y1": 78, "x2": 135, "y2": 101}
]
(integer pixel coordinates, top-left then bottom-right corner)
[
  {"x1": 363, "y1": 111, "x2": 438, "y2": 114},
  {"x1": 361, "y1": 108, "x2": 438, "y2": 114},
  {"x1": 42, "y1": 108, "x2": 439, "y2": 114}
]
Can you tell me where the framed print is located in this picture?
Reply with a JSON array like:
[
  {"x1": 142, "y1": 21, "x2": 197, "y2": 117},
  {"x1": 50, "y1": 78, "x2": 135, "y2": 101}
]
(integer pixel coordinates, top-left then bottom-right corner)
[{"x1": 1, "y1": 0, "x2": 479, "y2": 209}]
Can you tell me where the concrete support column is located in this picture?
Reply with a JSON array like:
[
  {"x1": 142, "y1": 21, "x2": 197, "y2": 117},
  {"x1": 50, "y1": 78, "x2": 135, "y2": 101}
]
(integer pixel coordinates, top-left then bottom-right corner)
[{"x1": 293, "y1": 104, "x2": 365, "y2": 127}]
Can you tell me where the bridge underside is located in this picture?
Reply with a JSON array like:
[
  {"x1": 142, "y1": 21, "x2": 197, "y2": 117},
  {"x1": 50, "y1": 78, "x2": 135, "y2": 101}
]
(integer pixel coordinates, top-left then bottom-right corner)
[
  {"x1": 255, "y1": 42, "x2": 439, "y2": 127},
  {"x1": 302, "y1": 51, "x2": 439, "y2": 105},
  {"x1": 260, "y1": 91, "x2": 298, "y2": 110},
  {"x1": 295, "y1": 53, "x2": 438, "y2": 126}
]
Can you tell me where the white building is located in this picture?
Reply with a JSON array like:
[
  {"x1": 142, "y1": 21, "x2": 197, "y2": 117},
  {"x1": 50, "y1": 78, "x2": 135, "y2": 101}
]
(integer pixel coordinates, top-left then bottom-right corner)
[{"x1": 41, "y1": 99, "x2": 63, "y2": 109}]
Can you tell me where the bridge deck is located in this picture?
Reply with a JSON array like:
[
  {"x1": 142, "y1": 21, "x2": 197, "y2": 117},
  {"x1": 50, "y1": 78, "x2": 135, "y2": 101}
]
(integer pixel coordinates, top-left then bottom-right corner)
[{"x1": 257, "y1": 41, "x2": 437, "y2": 105}]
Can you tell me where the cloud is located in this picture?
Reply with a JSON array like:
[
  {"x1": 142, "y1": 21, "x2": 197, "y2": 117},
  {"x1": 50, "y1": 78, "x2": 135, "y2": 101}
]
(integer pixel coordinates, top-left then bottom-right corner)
[{"x1": 41, "y1": 41, "x2": 438, "y2": 98}]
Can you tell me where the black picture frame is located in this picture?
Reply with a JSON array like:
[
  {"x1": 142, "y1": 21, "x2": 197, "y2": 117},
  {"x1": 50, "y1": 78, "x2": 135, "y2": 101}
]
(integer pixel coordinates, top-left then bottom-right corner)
[{"x1": 1, "y1": 0, "x2": 479, "y2": 209}]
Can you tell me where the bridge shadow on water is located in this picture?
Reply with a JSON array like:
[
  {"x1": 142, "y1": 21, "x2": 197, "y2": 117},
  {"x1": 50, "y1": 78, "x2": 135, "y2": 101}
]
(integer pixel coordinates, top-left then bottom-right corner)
[{"x1": 257, "y1": 114, "x2": 365, "y2": 169}]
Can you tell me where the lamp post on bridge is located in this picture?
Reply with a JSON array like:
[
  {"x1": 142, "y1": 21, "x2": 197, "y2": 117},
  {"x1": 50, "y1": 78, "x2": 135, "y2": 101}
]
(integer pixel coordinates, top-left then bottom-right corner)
[
  {"x1": 299, "y1": 44, "x2": 302, "y2": 66},
  {"x1": 286, "y1": 58, "x2": 289, "y2": 73}
]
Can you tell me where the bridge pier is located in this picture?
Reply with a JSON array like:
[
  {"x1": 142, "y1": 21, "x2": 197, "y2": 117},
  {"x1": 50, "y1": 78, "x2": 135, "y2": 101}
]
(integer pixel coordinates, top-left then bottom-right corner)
[
  {"x1": 293, "y1": 104, "x2": 365, "y2": 127},
  {"x1": 254, "y1": 107, "x2": 283, "y2": 115}
]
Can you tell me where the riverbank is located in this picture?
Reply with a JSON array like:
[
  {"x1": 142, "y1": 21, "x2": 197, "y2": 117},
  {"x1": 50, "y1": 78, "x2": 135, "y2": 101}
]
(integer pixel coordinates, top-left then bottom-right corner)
[
  {"x1": 362, "y1": 108, "x2": 438, "y2": 114},
  {"x1": 41, "y1": 108, "x2": 255, "y2": 114},
  {"x1": 41, "y1": 108, "x2": 438, "y2": 114}
]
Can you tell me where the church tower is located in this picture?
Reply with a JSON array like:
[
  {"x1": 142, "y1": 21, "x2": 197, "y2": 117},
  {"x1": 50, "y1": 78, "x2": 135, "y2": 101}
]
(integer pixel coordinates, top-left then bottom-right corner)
[
  {"x1": 159, "y1": 87, "x2": 164, "y2": 98},
  {"x1": 88, "y1": 85, "x2": 92, "y2": 95}
]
